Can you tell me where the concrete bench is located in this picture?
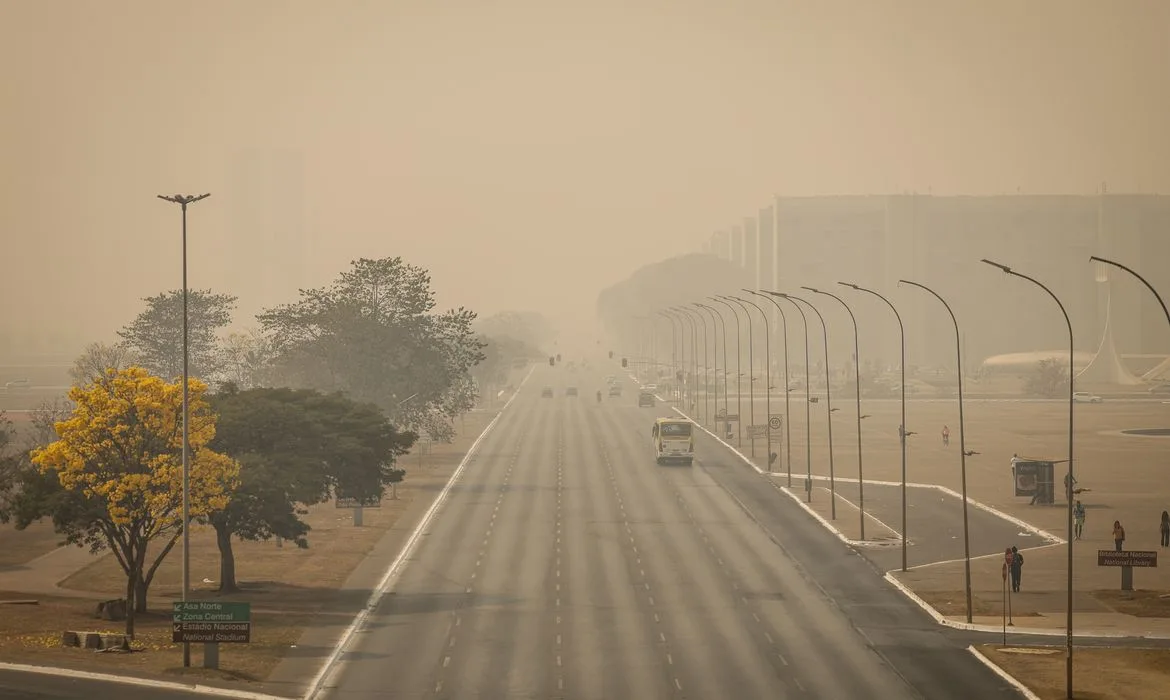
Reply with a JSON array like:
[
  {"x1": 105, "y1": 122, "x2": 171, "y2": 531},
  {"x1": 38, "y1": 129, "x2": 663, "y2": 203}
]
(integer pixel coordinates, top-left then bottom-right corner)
[{"x1": 61, "y1": 630, "x2": 130, "y2": 650}]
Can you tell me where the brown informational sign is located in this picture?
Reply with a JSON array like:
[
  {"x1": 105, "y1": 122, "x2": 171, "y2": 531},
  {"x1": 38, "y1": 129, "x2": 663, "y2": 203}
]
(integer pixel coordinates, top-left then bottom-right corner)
[{"x1": 1097, "y1": 550, "x2": 1158, "y2": 568}]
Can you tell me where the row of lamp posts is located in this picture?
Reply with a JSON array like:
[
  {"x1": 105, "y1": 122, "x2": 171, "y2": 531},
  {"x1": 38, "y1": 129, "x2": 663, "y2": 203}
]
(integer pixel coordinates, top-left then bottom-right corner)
[{"x1": 634, "y1": 259, "x2": 1168, "y2": 700}]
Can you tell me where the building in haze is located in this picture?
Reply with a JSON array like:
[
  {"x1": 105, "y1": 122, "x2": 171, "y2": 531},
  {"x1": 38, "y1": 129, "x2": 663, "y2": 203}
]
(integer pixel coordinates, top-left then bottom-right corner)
[
  {"x1": 227, "y1": 148, "x2": 309, "y2": 316},
  {"x1": 707, "y1": 194, "x2": 1170, "y2": 377}
]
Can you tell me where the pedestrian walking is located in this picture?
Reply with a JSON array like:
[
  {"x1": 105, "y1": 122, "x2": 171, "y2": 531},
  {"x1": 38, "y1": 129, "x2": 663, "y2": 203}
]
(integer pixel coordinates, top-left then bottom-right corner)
[
  {"x1": 941, "y1": 425, "x2": 950, "y2": 447},
  {"x1": 1160, "y1": 511, "x2": 1169, "y2": 548},
  {"x1": 1009, "y1": 546, "x2": 1024, "y2": 592},
  {"x1": 1113, "y1": 520, "x2": 1126, "y2": 551},
  {"x1": 1074, "y1": 500, "x2": 1086, "y2": 540}
]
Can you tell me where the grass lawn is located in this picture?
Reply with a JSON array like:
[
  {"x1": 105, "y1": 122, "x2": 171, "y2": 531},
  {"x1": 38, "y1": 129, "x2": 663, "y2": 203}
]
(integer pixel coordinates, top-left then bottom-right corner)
[{"x1": 978, "y1": 644, "x2": 1170, "y2": 700}]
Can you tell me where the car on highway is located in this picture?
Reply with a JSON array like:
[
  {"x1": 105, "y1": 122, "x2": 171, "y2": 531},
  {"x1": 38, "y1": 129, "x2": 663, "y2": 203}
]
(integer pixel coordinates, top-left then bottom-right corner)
[
  {"x1": 608, "y1": 384, "x2": 622, "y2": 397},
  {"x1": 1073, "y1": 391, "x2": 1103, "y2": 403},
  {"x1": 638, "y1": 390, "x2": 656, "y2": 407},
  {"x1": 566, "y1": 387, "x2": 578, "y2": 397},
  {"x1": 1150, "y1": 384, "x2": 1170, "y2": 395},
  {"x1": 541, "y1": 387, "x2": 553, "y2": 398}
]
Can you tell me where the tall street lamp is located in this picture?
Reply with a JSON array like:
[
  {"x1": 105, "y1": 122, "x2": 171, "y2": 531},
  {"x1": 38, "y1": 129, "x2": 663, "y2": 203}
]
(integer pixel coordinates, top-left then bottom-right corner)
[
  {"x1": 842, "y1": 282, "x2": 911, "y2": 571},
  {"x1": 157, "y1": 192, "x2": 210, "y2": 669},
  {"x1": 710, "y1": 297, "x2": 743, "y2": 446},
  {"x1": 732, "y1": 295, "x2": 770, "y2": 468},
  {"x1": 764, "y1": 291, "x2": 814, "y2": 503},
  {"x1": 671, "y1": 307, "x2": 700, "y2": 415},
  {"x1": 698, "y1": 303, "x2": 730, "y2": 432},
  {"x1": 898, "y1": 278, "x2": 974, "y2": 624},
  {"x1": 721, "y1": 295, "x2": 757, "y2": 457},
  {"x1": 678, "y1": 306, "x2": 709, "y2": 423},
  {"x1": 657, "y1": 311, "x2": 680, "y2": 401},
  {"x1": 807, "y1": 286, "x2": 866, "y2": 540},
  {"x1": 785, "y1": 292, "x2": 837, "y2": 519},
  {"x1": 1089, "y1": 256, "x2": 1170, "y2": 327},
  {"x1": 750, "y1": 290, "x2": 793, "y2": 487},
  {"x1": 981, "y1": 260, "x2": 1075, "y2": 699},
  {"x1": 695, "y1": 304, "x2": 722, "y2": 427}
]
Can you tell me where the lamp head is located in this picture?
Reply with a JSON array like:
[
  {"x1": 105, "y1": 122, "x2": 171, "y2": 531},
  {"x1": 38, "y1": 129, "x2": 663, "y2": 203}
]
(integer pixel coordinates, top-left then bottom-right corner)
[{"x1": 981, "y1": 259, "x2": 1012, "y2": 274}]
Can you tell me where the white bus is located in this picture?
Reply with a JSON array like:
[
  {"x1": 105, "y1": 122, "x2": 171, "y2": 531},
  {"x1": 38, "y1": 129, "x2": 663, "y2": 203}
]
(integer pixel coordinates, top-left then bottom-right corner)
[{"x1": 651, "y1": 417, "x2": 694, "y2": 466}]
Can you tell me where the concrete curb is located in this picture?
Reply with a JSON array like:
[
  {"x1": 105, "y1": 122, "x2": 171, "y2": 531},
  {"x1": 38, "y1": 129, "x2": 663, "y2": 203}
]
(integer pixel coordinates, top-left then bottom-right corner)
[
  {"x1": 966, "y1": 647, "x2": 1042, "y2": 700},
  {"x1": 0, "y1": 661, "x2": 294, "y2": 700},
  {"x1": 302, "y1": 364, "x2": 535, "y2": 700}
]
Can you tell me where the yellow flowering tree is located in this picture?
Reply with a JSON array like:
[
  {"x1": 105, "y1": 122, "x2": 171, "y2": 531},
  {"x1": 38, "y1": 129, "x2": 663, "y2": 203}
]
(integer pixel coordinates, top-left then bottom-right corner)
[{"x1": 31, "y1": 367, "x2": 240, "y2": 637}]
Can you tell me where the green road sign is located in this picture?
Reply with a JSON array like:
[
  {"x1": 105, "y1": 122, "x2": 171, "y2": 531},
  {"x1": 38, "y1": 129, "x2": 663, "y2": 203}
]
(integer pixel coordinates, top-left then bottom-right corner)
[{"x1": 172, "y1": 601, "x2": 252, "y2": 623}]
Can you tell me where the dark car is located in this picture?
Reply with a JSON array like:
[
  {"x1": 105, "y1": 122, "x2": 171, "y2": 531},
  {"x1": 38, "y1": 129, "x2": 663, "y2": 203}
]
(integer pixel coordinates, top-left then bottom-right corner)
[
  {"x1": 541, "y1": 387, "x2": 554, "y2": 398},
  {"x1": 566, "y1": 387, "x2": 578, "y2": 397},
  {"x1": 638, "y1": 391, "x2": 656, "y2": 407},
  {"x1": 608, "y1": 385, "x2": 622, "y2": 397}
]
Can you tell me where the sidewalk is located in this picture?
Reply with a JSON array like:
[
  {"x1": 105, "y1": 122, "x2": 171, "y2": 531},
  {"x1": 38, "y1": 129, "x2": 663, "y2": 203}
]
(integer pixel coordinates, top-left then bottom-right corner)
[{"x1": 0, "y1": 544, "x2": 110, "y2": 600}]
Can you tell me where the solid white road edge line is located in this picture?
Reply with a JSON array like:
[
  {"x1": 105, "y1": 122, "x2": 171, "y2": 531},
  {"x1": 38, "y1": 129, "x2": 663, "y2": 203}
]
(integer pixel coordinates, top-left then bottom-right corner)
[
  {"x1": 0, "y1": 661, "x2": 293, "y2": 700},
  {"x1": 966, "y1": 646, "x2": 1043, "y2": 700},
  {"x1": 302, "y1": 364, "x2": 536, "y2": 700}
]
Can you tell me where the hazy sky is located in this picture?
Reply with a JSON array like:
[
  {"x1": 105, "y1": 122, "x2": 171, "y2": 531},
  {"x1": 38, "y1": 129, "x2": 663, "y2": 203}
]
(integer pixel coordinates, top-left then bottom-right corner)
[{"x1": 2, "y1": 0, "x2": 1167, "y2": 353}]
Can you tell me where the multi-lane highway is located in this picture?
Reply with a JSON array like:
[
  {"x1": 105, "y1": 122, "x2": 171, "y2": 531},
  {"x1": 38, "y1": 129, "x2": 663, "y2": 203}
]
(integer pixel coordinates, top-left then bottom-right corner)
[{"x1": 319, "y1": 364, "x2": 1025, "y2": 699}]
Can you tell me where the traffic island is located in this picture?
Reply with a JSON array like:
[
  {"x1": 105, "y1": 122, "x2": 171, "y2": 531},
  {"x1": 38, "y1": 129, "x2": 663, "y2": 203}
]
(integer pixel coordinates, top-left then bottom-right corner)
[{"x1": 976, "y1": 644, "x2": 1170, "y2": 700}]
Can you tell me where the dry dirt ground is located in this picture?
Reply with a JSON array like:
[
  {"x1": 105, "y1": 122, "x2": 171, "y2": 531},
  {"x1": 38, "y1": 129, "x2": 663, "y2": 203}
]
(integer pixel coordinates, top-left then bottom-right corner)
[
  {"x1": 978, "y1": 644, "x2": 1170, "y2": 700},
  {"x1": 0, "y1": 407, "x2": 497, "y2": 689}
]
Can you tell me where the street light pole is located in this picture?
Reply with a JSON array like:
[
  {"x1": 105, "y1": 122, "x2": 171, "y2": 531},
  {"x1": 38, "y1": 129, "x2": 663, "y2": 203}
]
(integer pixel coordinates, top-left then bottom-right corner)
[
  {"x1": 765, "y1": 291, "x2": 813, "y2": 502},
  {"x1": 982, "y1": 260, "x2": 1076, "y2": 699},
  {"x1": 751, "y1": 290, "x2": 792, "y2": 488},
  {"x1": 702, "y1": 302, "x2": 732, "y2": 438},
  {"x1": 1089, "y1": 256, "x2": 1170, "y2": 327},
  {"x1": 732, "y1": 295, "x2": 770, "y2": 469},
  {"x1": 785, "y1": 292, "x2": 837, "y2": 519},
  {"x1": 672, "y1": 307, "x2": 699, "y2": 415},
  {"x1": 157, "y1": 192, "x2": 210, "y2": 669},
  {"x1": 657, "y1": 311, "x2": 680, "y2": 401},
  {"x1": 695, "y1": 304, "x2": 722, "y2": 427},
  {"x1": 842, "y1": 282, "x2": 910, "y2": 570},
  {"x1": 808, "y1": 287, "x2": 866, "y2": 540},
  {"x1": 710, "y1": 297, "x2": 743, "y2": 446},
  {"x1": 898, "y1": 279, "x2": 974, "y2": 624},
  {"x1": 721, "y1": 295, "x2": 756, "y2": 457},
  {"x1": 679, "y1": 307, "x2": 709, "y2": 423}
]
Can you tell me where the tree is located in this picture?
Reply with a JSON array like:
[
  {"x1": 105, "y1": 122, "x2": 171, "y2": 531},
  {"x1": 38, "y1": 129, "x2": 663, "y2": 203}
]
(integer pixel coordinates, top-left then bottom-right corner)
[
  {"x1": 118, "y1": 290, "x2": 237, "y2": 381},
  {"x1": 23, "y1": 368, "x2": 239, "y2": 637},
  {"x1": 1024, "y1": 358, "x2": 1070, "y2": 398},
  {"x1": 258, "y1": 258, "x2": 485, "y2": 442},
  {"x1": 219, "y1": 329, "x2": 275, "y2": 390},
  {"x1": 69, "y1": 341, "x2": 138, "y2": 386},
  {"x1": 475, "y1": 311, "x2": 557, "y2": 351},
  {"x1": 207, "y1": 385, "x2": 415, "y2": 591}
]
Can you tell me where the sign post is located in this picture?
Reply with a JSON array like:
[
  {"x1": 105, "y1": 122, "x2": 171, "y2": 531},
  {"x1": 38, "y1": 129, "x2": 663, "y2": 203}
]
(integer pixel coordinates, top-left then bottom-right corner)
[
  {"x1": 336, "y1": 492, "x2": 383, "y2": 527},
  {"x1": 1098, "y1": 550, "x2": 1157, "y2": 591},
  {"x1": 172, "y1": 601, "x2": 252, "y2": 669}
]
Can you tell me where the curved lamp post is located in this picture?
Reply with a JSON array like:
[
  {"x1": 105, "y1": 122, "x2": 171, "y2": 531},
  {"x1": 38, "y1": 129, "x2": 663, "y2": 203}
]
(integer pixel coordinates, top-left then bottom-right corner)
[
  {"x1": 807, "y1": 286, "x2": 866, "y2": 539},
  {"x1": 764, "y1": 291, "x2": 816, "y2": 505},
  {"x1": 698, "y1": 303, "x2": 729, "y2": 432},
  {"x1": 1089, "y1": 256, "x2": 1170, "y2": 326},
  {"x1": 898, "y1": 278, "x2": 973, "y2": 624},
  {"x1": 842, "y1": 282, "x2": 910, "y2": 571},
  {"x1": 674, "y1": 306, "x2": 704, "y2": 421},
  {"x1": 732, "y1": 295, "x2": 771, "y2": 468},
  {"x1": 721, "y1": 295, "x2": 757, "y2": 456},
  {"x1": 656, "y1": 311, "x2": 679, "y2": 399},
  {"x1": 687, "y1": 305, "x2": 712, "y2": 423},
  {"x1": 982, "y1": 259, "x2": 1075, "y2": 699},
  {"x1": 750, "y1": 289, "x2": 793, "y2": 487},
  {"x1": 666, "y1": 308, "x2": 694, "y2": 410},
  {"x1": 710, "y1": 297, "x2": 744, "y2": 446}
]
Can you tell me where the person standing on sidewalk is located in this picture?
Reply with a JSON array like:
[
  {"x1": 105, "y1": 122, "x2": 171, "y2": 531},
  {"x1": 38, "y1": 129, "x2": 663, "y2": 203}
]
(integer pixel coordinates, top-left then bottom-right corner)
[
  {"x1": 1009, "y1": 546, "x2": 1024, "y2": 592},
  {"x1": 1113, "y1": 520, "x2": 1126, "y2": 551},
  {"x1": 1160, "y1": 511, "x2": 1169, "y2": 548},
  {"x1": 941, "y1": 425, "x2": 950, "y2": 447},
  {"x1": 1073, "y1": 500, "x2": 1086, "y2": 539}
]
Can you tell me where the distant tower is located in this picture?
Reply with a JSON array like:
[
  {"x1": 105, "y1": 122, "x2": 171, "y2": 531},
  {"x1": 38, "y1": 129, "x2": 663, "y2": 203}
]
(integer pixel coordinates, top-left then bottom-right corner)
[{"x1": 1076, "y1": 196, "x2": 1142, "y2": 386}]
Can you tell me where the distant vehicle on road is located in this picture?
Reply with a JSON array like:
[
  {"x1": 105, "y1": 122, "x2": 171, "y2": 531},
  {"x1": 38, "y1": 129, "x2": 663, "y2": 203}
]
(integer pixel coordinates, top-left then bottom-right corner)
[
  {"x1": 4, "y1": 379, "x2": 31, "y2": 390},
  {"x1": 1073, "y1": 392, "x2": 1103, "y2": 403},
  {"x1": 566, "y1": 387, "x2": 578, "y2": 397},
  {"x1": 608, "y1": 385, "x2": 622, "y2": 397},
  {"x1": 1150, "y1": 384, "x2": 1170, "y2": 395},
  {"x1": 638, "y1": 391, "x2": 656, "y2": 407},
  {"x1": 651, "y1": 417, "x2": 693, "y2": 466},
  {"x1": 541, "y1": 387, "x2": 554, "y2": 398}
]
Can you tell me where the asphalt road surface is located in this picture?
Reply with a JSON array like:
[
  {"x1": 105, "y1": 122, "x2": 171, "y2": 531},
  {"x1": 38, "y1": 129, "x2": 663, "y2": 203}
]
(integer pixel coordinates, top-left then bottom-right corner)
[{"x1": 320, "y1": 367, "x2": 1025, "y2": 699}]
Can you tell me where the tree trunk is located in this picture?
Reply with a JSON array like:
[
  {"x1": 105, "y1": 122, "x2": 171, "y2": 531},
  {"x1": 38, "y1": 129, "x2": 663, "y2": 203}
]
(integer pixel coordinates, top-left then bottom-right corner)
[
  {"x1": 134, "y1": 576, "x2": 149, "y2": 613},
  {"x1": 214, "y1": 521, "x2": 239, "y2": 593},
  {"x1": 124, "y1": 566, "x2": 137, "y2": 639}
]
